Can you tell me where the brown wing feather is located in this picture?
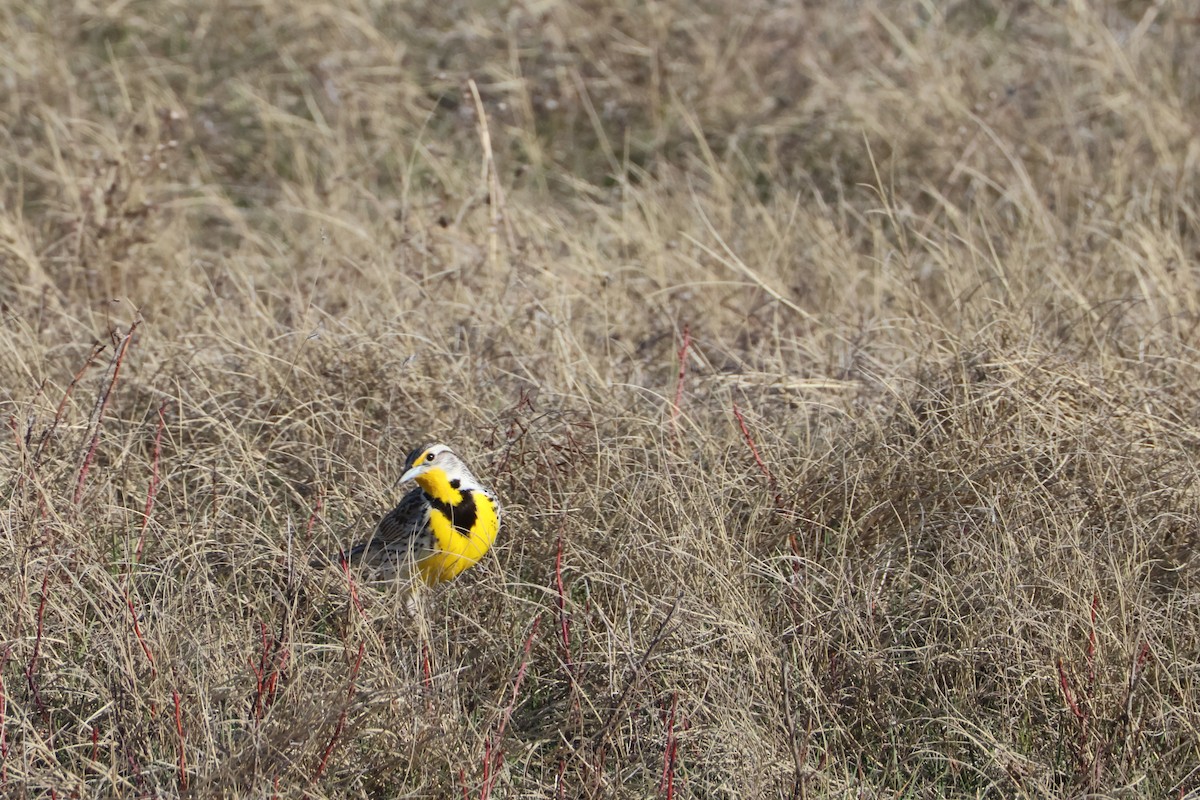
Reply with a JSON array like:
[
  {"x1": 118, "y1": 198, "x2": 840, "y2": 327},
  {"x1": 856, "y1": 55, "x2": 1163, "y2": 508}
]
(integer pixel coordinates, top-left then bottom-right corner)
[{"x1": 342, "y1": 488, "x2": 434, "y2": 575}]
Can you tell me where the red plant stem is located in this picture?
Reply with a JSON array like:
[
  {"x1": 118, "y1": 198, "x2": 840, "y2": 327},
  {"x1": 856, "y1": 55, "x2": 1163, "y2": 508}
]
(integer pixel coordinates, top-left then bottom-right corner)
[
  {"x1": 1135, "y1": 641, "x2": 1151, "y2": 670},
  {"x1": 346, "y1": 642, "x2": 366, "y2": 693},
  {"x1": 671, "y1": 325, "x2": 691, "y2": 425},
  {"x1": 25, "y1": 571, "x2": 50, "y2": 718},
  {"x1": 266, "y1": 653, "x2": 286, "y2": 706},
  {"x1": 7, "y1": 418, "x2": 28, "y2": 502},
  {"x1": 125, "y1": 592, "x2": 157, "y2": 676},
  {"x1": 732, "y1": 402, "x2": 777, "y2": 500},
  {"x1": 173, "y1": 690, "x2": 187, "y2": 791},
  {"x1": 250, "y1": 620, "x2": 290, "y2": 719},
  {"x1": 1087, "y1": 593, "x2": 1098, "y2": 694},
  {"x1": 266, "y1": 633, "x2": 287, "y2": 708},
  {"x1": 480, "y1": 739, "x2": 493, "y2": 800},
  {"x1": 259, "y1": 622, "x2": 270, "y2": 693},
  {"x1": 659, "y1": 691, "x2": 679, "y2": 798},
  {"x1": 1056, "y1": 658, "x2": 1085, "y2": 723},
  {"x1": 0, "y1": 659, "x2": 7, "y2": 784},
  {"x1": 478, "y1": 616, "x2": 541, "y2": 799},
  {"x1": 118, "y1": 721, "x2": 148, "y2": 792},
  {"x1": 251, "y1": 622, "x2": 269, "y2": 720},
  {"x1": 665, "y1": 748, "x2": 678, "y2": 794},
  {"x1": 786, "y1": 532, "x2": 804, "y2": 583},
  {"x1": 1125, "y1": 641, "x2": 1153, "y2": 718},
  {"x1": 315, "y1": 705, "x2": 347, "y2": 778},
  {"x1": 314, "y1": 641, "x2": 366, "y2": 779},
  {"x1": 304, "y1": 496, "x2": 323, "y2": 544},
  {"x1": 555, "y1": 535, "x2": 573, "y2": 675},
  {"x1": 421, "y1": 642, "x2": 433, "y2": 691},
  {"x1": 75, "y1": 321, "x2": 139, "y2": 504},
  {"x1": 136, "y1": 400, "x2": 169, "y2": 563},
  {"x1": 89, "y1": 726, "x2": 98, "y2": 763},
  {"x1": 35, "y1": 342, "x2": 105, "y2": 466},
  {"x1": 496, "y1": 616, "x2": 540, "y2": 741},
  {"x1": 340, "y1": 558, "x2": 364, "y2": 616}
]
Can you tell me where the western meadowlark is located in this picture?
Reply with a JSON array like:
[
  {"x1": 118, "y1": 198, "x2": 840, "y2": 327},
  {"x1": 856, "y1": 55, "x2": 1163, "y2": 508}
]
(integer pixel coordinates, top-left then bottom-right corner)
[{"x1": 337, "y1": 443, "x2": 502, "y2": 587}]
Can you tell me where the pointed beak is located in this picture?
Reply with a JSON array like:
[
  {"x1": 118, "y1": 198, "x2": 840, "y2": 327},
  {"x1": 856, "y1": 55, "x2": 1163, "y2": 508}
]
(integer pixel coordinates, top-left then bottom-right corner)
[{"x1": 396, "y1": 463, "x2": 429, "y2": 487}]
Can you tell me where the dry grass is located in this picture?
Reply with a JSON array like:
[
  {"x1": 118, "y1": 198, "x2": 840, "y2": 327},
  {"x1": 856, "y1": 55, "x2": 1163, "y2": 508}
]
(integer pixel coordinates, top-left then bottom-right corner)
[{"x1": 2, "y1": 0, "x2": 1200, "y2": 796}]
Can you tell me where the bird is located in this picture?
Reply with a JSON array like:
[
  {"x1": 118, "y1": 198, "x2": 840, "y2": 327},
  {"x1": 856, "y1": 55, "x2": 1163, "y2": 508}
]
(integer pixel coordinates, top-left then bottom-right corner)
[{"x1": 334, "y1": 443, "x2": 502, "y2": 588}]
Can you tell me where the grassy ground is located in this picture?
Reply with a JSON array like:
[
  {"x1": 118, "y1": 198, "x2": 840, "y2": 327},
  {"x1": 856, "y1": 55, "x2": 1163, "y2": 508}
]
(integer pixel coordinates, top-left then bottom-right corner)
[{"x1": 2, "y1": 0, "x2": 1199, "y2": 796}]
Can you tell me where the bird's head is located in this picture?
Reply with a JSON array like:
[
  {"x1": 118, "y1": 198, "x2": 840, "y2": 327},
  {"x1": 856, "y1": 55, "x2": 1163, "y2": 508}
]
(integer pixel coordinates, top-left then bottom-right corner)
[{"x1": 398, "y1": 443, "x2": 475, "y2": 500}]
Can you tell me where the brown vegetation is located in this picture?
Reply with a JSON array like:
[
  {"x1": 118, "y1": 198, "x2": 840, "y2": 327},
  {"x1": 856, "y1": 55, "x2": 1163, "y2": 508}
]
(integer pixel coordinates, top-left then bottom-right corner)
[{"x1": 2, "y1": 0, "x2": 1199, "y2": 796}]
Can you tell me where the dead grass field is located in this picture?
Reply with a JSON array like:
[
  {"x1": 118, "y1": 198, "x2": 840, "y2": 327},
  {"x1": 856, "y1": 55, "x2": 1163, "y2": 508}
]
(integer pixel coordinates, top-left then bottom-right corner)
[{"x1": 2, "y1": 0, "x2": 1200, "y2": 796}]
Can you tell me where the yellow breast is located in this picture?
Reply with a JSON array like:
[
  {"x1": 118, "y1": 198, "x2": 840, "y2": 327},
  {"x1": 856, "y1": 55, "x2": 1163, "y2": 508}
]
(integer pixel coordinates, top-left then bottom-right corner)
[{"x1": 417, "y1": 491, "x2": 500, "y2": 584}]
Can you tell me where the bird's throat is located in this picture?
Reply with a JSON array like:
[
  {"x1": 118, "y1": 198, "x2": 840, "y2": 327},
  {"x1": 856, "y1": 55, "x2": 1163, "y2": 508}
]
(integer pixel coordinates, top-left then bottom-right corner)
[{"x1": 415, "y1": 468, "x2": 463, "y2": 505}]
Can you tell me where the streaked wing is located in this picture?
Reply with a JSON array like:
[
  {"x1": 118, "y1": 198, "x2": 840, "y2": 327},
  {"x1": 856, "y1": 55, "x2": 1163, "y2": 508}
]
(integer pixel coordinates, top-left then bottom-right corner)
[{"x1": 344, "y1": 488, "x2": 432, "y2": 567}]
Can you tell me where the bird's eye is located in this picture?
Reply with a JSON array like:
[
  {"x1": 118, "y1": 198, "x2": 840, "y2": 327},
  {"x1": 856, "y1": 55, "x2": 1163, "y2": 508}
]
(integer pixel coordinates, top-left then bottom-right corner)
[{"x1": 426, "y1": 452, "x2": 436, "y2": 462}]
